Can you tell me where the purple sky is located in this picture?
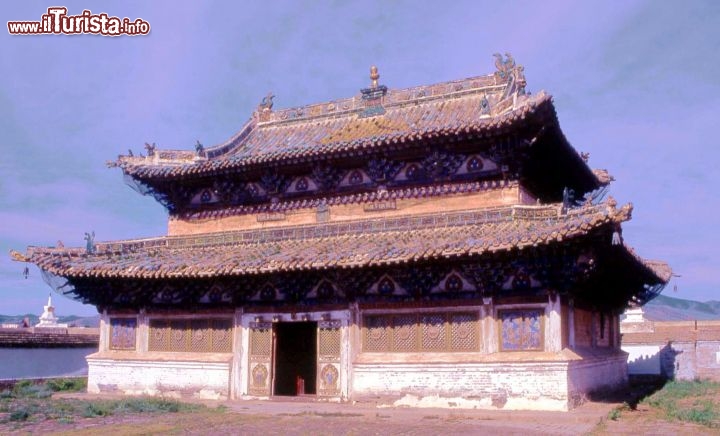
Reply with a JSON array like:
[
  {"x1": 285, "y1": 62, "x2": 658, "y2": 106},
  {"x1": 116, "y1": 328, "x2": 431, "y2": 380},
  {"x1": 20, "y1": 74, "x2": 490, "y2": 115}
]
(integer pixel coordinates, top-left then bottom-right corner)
[{"x1": 1, "y1": 1, "x2": 718, "y2": 316}]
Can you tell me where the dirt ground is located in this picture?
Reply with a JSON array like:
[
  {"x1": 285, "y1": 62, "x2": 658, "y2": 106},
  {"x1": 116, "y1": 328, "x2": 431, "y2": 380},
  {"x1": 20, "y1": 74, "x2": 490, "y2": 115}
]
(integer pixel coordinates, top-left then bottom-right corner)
[{"x1": 2, "y1": 392, "x2": 717, "y2": 436}]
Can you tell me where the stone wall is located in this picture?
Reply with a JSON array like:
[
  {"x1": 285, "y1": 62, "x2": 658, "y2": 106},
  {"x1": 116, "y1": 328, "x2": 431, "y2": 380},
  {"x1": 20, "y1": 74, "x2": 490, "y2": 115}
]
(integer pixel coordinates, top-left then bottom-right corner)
[
  {"x1": 621, "y1": 319, "x2": 720, "y2": 381},
  {"x1": 352, "y1": 354, "x2": 627, "y2": 411},
  {"x1": 0, "y1": 328, "x2": 99, "y2": 348},
  {"x1": 352, "y1": 361, "x2": 570, "y2": 410},
  {"x1": 566, "y1": 353, "x2": 627, "y2": 405},
  {"x1": 87, "y1": 355, "x2": 231, "y2": 399}
]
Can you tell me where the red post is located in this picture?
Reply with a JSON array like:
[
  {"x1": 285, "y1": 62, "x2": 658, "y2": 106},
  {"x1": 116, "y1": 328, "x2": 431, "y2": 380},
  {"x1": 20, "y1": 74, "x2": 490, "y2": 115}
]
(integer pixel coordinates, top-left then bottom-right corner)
[{"x1": 296, "y1": 375, "x2": 305, "y2": 395}]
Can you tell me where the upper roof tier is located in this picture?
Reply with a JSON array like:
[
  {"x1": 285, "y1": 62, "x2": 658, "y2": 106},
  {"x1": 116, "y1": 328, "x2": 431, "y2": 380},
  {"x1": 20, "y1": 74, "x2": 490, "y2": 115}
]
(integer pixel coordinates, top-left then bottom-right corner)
[{"x1": 111, "y1": 55, "x2": 607, "y2": 205}]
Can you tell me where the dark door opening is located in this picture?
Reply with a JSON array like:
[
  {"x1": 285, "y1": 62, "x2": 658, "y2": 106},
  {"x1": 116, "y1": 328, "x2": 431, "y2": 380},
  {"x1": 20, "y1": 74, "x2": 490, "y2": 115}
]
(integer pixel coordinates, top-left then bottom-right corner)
[{"x1": 274, "y1": 322, "x2": 317, "y2": 396}]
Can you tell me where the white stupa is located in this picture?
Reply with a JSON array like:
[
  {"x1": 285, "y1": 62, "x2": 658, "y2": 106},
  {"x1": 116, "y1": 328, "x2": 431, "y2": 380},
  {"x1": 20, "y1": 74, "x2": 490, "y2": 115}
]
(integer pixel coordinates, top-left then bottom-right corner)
[
  {"x1": 622, "y1": 305, "x2": 646, "y2": 324},
  {"x1": 35, "y1": 294, "x2": 68, "y2": 328}
]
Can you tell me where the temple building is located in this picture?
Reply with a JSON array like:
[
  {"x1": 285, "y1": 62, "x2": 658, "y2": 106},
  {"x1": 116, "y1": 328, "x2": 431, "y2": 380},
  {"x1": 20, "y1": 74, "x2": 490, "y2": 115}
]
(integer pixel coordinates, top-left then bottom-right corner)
[{"x1": 11, "y1": 55, "x2": 670, "y2": 410}]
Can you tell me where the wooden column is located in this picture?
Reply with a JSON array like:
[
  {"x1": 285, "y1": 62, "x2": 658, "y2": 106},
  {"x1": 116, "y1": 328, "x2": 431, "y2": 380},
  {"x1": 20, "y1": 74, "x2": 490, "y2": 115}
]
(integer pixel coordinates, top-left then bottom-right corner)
[
  {"x1": 98, "y1": 309, "x2": 109, "y2": 352},
  {"x1": 137, "y1": 308, "x2": 148, "y2": 352},
  {"x1": 568, "y1": 298, "x2": 575, "y2": 349},
  {"x1": 545, "y1": 293, "x2": 562, "y2": 352},
  {"x1": 481, "y1": 297, "x2": 497, "y2": 353},
  {"x1": 231, "y1": 308, "x2": 244, "y2": 399}
]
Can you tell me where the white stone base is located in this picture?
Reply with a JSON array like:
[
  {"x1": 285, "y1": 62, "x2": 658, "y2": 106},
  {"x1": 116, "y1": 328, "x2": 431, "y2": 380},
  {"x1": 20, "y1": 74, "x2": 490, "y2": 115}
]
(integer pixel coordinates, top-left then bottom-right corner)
[
  {"x1": 87, "y1": 356, "x2": 231, "y2": 400},
  {"x1": 567, "y1": 353, "x2": 628, "y2": 406},
  {"x1": 352, "y1": 354, "x2": 627, "y2": 411},
  {"x1": 86, "y1": 351, "x2": 627, "y2": 410}
]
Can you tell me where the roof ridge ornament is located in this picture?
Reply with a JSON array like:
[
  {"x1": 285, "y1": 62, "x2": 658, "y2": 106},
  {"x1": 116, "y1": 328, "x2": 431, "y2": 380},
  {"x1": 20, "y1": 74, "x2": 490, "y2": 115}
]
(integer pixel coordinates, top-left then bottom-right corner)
[
  {"x1": 493, "y1": 53, "x2": 515, "y2": 79},
  {"x1": 259, "y1": 92, "x2": 274, "y2": 111},
  {"x1": 84, "y1": 231, "x2": 96, "y2": 255},
  {"x1": 256, "y1": 92, "x2": 275, "y2": 122},
  {"x1": 370, "y1": 65, "x2": 380, "y2": 88},
  {"x1": 195, "y1": 140, "x2": 205, "y2": 157},
  {"x1": 360, "y1": 65, "x2": 387, "y2": 118},
  {"x1": 144, "y1": 142, "x2": 157, "y2": 157},
  {"x1": 9, "y1": 249, "x2": 29, "y2": 262},
  {"x1": 494, "y1": 53, "x2": 527, "y2": 98}
]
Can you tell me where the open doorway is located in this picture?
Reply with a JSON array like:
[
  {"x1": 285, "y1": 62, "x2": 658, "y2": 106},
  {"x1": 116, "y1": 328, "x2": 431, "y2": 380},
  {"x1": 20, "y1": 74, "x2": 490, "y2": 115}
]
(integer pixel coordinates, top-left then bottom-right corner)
[{"x1": 273, "y1": 322, "x2": 317, "y2": 396}]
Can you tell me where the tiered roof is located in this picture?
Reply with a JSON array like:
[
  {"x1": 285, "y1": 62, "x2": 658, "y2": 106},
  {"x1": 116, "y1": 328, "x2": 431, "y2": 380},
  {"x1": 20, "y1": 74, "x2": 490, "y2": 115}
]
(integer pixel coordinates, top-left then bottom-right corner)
[
  {"x1": 111, "y1": 56, "x2": 608, "y2": 211},
  {"x1": 119, "y1": 91, "x2": 554, "y2": 178},
  {"x1": 11, "y1": 55, "x2": 670, "y2": 309},
  {"x1": 12, "y1": 200, "x2": 667, "y2": 285}
]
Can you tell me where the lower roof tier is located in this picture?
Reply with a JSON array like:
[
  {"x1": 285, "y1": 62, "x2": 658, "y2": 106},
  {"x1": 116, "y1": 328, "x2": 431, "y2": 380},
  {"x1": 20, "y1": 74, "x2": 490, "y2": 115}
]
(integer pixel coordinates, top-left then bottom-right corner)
[{"x1": 12, "y1": 200, "x2": 669, "y2": 310}]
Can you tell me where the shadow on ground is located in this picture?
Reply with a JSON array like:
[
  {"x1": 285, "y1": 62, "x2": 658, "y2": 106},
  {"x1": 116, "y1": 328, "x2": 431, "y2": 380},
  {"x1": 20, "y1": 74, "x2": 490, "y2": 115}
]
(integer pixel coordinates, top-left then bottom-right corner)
[{"x1": 589, "y1": 374, "x2": 667, "y2": 409}]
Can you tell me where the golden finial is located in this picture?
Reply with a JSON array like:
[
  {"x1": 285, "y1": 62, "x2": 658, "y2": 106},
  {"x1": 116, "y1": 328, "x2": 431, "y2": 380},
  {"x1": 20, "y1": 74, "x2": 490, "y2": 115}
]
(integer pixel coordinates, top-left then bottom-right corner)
[{"x1": 370, "y1": 65, "x2": 379, "y2": 88}]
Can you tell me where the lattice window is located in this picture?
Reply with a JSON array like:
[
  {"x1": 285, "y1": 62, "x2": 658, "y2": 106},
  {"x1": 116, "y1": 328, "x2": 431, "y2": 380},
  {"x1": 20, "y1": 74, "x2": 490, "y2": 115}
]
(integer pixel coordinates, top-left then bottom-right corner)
[
  {"x1": 148, "y1": 318, "x2": 233, "y2": 353},
  {"x1": 393, "y1": 314, "x2": 417, "y2": 351},
  {"x1": 363, "y1": 315, "x2": 391, "y2": 352},
  {"x1": 109, "y1": 317, "x2": 136, "y2": 350},
  {"x1": 249, "y1": 323, "x2": 272, "y2": 357},
  {"x1": 450, "y1": 313, "x2": 479, "y2": 351},
  {"x1": 169, "y1": 320, "x2": 187, "y2": 350},
  {"x1": 149, "y1": 319, "x2": 171, "y2": 351},
  {"x1": 421, "y1": 314, "x2": 447, "y2": 351},
  {"x1": 211, "y1": 319, "x2": 233, "y2": 352},
  {"x1": 362, "y1": 311, "x2": 480, "y2": 353},
  {"x1": 189, "y1": 319, "x2": 211, "y2": 352},
  {"x1": 499, "y1": 309, "x2": 543, "y2": 351},
  {"x1": 319, "y1": 326, "x2": 341, "y2": 358}
]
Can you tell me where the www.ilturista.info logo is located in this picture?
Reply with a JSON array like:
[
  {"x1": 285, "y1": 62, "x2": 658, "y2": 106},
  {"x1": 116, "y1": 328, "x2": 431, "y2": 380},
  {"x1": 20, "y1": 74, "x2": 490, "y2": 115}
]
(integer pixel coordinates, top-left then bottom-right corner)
[{"x1": 8, "y1": 7, "x2": 150, "y2": 36}]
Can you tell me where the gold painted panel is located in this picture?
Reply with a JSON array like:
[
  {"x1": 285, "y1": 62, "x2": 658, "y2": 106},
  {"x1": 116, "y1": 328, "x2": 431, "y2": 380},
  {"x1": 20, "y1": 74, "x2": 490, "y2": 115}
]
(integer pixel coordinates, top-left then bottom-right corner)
[{"x1": 148, "y1": 318, "x2": 233, "y2": 353}]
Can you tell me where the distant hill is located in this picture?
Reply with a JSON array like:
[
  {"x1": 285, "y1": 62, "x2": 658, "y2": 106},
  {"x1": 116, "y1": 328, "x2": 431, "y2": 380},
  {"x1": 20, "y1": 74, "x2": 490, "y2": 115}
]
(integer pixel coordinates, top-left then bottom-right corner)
[
  {"x1": 641, "y1": 294, "x2": 720, "y2": 321},
  {"x1": 0, "y1": 314, "x2": 100, "y2": 328}
]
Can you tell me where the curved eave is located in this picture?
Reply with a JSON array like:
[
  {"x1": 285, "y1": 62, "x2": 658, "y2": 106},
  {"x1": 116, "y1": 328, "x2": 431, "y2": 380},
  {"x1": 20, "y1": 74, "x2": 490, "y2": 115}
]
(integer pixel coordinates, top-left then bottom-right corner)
[{"x1": 521, "y1": 111, "x2": 605, "y2": 201}]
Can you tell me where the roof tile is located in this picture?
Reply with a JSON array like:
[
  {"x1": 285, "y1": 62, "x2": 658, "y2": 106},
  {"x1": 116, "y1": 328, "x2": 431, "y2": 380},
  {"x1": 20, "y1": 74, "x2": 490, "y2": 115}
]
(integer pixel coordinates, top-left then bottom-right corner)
[{"x1": 21, "y1": 201, "x2": 668, "y2": 283}]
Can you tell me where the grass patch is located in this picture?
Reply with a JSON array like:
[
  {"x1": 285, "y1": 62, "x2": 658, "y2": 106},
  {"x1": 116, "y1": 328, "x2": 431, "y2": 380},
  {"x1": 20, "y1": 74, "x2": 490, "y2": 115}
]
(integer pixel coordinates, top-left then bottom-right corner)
[
  {"x1": 607, "y1": 402, "x2": 629, "y2": 421},
  {"x1": 82, "y1": 401, "x2": 112, "y2": 417},
  {"x1": 9, "y1": 410, "x2": 30, "y2": 422},
  {"x1": 78, "y1": 397, "x2": 202, "y2": 418},
  {"x1": 0, "y1": 379, "x2": 208, "y2": 430},
  {"x1": 45, "y1": 378, "x2": 87, "y2": 393},
  {"x1": 641, "y1": 379, "x2": 720, "y2": 428},
  {"x1": 12, "y1": 380, "x2": 52, "y2": 399}
]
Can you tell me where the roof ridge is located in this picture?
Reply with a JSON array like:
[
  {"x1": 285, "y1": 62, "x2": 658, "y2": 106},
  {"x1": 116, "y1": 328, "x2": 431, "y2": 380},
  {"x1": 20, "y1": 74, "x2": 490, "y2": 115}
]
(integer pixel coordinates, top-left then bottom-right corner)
[
  {"x1": 257, "y1": 73, "x2": 504, "y2": 127},
  {"x1": 112, "y1": 57, "x2": 532, "y2": 168},
  {"x1": 18, "y1": 201, "x2": 613, "y2": 257}
]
